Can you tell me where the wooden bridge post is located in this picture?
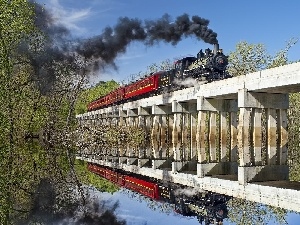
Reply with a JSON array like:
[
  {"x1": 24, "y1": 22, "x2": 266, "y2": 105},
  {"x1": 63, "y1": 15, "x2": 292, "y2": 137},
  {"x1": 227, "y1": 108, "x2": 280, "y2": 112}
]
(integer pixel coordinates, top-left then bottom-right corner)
[
  {"x1": 237, "y1": 88, "x2": 289, "y2": 184},
  {"x1": 197, "y1": 110, "x2": 207, "y2": 164},
  {"x1": 172, "y1": 112, "x2": 182, "y2": 172},
  {"x1": 190, "y1": 111, "x2": 197, "y2": 162},
  {"x1": 230, "y1": 111, "x2": 238, "y2": 163},
  {"x1": 189, "y1": 102, "x2": 198, "y2": 172},
  {"x1": 145, "y1": 115, "x2": 152, "y2": 162},
  {"x1": 168, "y1": 114, "x2": 174, "y2": 160},
  {"x1": 110, "y1": 107, "x2": 120, "y2": 161}
]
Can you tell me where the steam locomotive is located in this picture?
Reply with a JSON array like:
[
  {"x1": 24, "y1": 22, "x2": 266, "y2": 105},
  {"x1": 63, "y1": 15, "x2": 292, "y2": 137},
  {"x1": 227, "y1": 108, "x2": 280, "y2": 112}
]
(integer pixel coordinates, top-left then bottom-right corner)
[
  {"x1": 88, "y1": 163, "x2": 230, "y2": 224},
  {"x1": 88, "y1": 44, "x2": 231, "y2": 111}
]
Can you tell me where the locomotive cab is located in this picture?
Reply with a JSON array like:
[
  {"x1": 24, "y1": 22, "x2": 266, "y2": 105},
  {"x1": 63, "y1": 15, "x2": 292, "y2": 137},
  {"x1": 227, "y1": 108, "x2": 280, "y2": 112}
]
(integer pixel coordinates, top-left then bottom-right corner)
[{"x1": 174, "y1": 57, "x2": 197, "y2": 79}]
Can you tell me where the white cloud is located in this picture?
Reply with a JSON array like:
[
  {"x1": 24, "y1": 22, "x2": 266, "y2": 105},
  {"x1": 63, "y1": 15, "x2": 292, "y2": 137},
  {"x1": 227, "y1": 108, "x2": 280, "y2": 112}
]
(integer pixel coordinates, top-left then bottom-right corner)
[
  {"x1": 45, "y1": 0, "x2": 92, "y2": 33},
  {"x1": 118, "y1": 53, "x2": 145, "y2": 61}
]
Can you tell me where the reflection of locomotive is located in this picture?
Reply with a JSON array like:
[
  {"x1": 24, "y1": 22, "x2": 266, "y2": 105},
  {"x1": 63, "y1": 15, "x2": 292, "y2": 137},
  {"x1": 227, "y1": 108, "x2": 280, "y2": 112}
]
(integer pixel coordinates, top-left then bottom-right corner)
[
  {"x1": 88, "y1": 163, "x2": 230, "y2": 224},
  {"x1": 175, "y1": 193, "x2": 229, "y2": 225},
  {"x1": 88, "y1": 44, "x2": 231, "y2": 111}
]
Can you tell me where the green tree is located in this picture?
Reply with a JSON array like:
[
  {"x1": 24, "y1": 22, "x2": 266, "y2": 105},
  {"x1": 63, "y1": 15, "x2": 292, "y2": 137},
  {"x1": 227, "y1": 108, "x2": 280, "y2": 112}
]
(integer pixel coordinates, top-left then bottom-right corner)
[
  {"x1": 227, "y1": 198, "x2": 287, "y2": 225},
  {"x1": 227, "y1": 38, "x2": 298, "y2": 77},
  {"x1": 75, "y1": 160, "x2": 118, "y2": 193},
  {"x1": 0, "y1": 1, "x2": 36, "y2": 223},
  {"x1": 227, "y1": 41, "x2": 270, "y2": 77},
  {"x1": 75, "y1": 80, "x2": 119, "y2": 114}
]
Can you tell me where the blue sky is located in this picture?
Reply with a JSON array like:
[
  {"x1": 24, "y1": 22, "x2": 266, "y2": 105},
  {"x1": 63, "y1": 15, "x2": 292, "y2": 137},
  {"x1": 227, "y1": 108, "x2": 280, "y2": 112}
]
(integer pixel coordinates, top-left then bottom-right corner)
[{"x1": 35, "y1": 0, "x2": 300, "y2": 84}]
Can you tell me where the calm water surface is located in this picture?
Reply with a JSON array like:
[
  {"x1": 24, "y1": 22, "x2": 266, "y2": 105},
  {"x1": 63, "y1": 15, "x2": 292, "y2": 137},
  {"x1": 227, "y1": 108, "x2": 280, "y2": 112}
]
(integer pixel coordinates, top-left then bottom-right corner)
[{"x1": 96, "y1": 188, "x2": 300, "y2": 225}]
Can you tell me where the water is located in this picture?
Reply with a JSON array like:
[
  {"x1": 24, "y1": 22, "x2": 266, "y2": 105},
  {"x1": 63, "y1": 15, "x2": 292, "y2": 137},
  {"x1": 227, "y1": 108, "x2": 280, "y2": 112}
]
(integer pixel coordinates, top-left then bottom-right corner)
[{"x1": 97, "y1": 188, "x2": 300, "y2": 225}]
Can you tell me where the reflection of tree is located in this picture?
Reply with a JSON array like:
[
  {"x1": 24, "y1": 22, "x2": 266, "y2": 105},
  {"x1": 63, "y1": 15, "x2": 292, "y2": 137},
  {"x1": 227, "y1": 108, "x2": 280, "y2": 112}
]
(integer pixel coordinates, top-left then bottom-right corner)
[
  {"x1": 227, "y1": 198, "x2": 287, "y2": 225},
  {"x1": 16, "y1": 179, "x2": 126, "y2": 225}
]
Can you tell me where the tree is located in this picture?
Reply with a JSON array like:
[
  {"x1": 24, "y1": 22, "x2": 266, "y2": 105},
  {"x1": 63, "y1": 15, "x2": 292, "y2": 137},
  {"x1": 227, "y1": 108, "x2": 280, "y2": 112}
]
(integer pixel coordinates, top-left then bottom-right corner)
[
  {"x1": 75, "y1": 80, "x2": 119, "y2": 114},
  {"x1": 227, "y1": 198, "x2": 287, "y2": 225},
  {"x1": 227, "y1": 41, "x2": 270, "y2": 77},
  {"x1": 0, "y1": 1, "x2": 102, "y2": 223},
  {"x1": 0, "y1": 1, "x2": 35, "y2": 223},
  {"x1": 227, "y1": 38, "x2": 298, "y2": 77}
]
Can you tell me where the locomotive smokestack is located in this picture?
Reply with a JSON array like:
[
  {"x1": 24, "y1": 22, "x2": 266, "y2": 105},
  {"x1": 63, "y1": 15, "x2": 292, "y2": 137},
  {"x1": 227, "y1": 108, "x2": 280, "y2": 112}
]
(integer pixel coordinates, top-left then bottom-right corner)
[{"x1": 214, "y1": 43, "x2": 219, "y2": 54}]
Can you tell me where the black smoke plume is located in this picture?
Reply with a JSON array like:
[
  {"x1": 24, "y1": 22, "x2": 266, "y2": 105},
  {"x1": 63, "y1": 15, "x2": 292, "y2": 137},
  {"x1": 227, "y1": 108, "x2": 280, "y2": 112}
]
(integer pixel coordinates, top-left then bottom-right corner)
[
  {"x1": 15, "y1": 179, "x2": 126, "y2": 225},
  {"x1": 17, "y1": 2, "x2": 77, "y2": 94},
  {"x1": 77, "y1": 13, "x2": 218, "y2": 65},
  {"x1": 20, "y1": 2, "x2": 218, "y2": 93}
]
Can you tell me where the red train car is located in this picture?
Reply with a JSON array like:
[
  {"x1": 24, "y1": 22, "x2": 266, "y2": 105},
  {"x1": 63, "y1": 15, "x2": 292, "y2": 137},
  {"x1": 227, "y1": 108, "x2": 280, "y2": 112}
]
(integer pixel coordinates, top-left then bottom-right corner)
[
  {"x1": 105, "y1": 169, "x2": 125, "y2": 186},
  {"x1": 87, "y1": 163, "x2": 160, "y2": 200},
  {"x1": 87, "y1": 72, "x2": 161, "y2": 111},
  {"x1": 123, "y1": 175, "x2": 160, "y2": 200},
  {"x1": 124, "y1": 72, "x2": 160, "y2": 100},
  {"x1": 87, "y1": 87, "x2": 125, "y2": 111},
  {"x1": 88, "y1": 163, "x2": 106, "y2": 177}
]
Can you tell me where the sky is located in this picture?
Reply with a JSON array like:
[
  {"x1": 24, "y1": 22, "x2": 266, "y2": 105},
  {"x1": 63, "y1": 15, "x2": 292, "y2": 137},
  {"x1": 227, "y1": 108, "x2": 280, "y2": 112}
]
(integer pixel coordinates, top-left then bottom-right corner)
[{"x1": 35, "y1": 0, "x2": 300, "y2": 85}]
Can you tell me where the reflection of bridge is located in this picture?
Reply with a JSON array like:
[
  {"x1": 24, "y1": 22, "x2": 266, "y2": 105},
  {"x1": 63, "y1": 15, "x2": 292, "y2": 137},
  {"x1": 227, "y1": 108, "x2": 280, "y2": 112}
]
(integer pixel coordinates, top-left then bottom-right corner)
[{"x1": 77, "y1": 62, "x2": 300, "y2": 212}]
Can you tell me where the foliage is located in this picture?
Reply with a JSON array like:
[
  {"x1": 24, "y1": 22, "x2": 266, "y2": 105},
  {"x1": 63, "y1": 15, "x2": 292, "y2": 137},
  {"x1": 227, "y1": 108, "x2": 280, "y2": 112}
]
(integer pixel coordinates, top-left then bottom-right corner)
[
  {"x1": 267, "y1": 38, "x2": 298, "y2": 69},
  {"x1": 0, "y1": 1, "x2": 36, "y2": 224},
  {"x1": 120, "y1": 58, "x2": 174, "y2": 85},
  {"x1": 287, "y1": 92, "x2": 300, "y2": 181},
  {"x1": 227, "y1": 38, "x2": 298, "y2": 77},
  {"x1": 15, "y1": 178, "x2": 125, "y2": 224},
  {"x1": 70, "y1": 124, "x2": 145, "y2": 156},
  {"x1": 227, "y1": 41, "x2": 270, "y2": 77},
  {"x1": 227, "y1": 198, "x2": 287, "y2": 225},
  {"x1": 75, "y1": 80, "x2": 119, "y2": 114},
  {"x1": 146, "y1": 58, "x2": 174, "y2": 73},
  {"x1": 75, "y1": 160, "x2": 118, "y2": 193},
  {"x1": 0, "y1": 1, "x2": 118, "y2": 223}
]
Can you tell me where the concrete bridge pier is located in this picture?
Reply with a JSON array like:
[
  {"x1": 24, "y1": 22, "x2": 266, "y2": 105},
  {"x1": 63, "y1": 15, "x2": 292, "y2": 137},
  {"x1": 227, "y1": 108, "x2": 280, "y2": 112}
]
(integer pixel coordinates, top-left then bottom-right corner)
[
  {"x1": 108, "y1": 109, "x2": 120, "y2": 163},
  {"x1": 237, "y1": 89, "x2": 289, "y2": 184},
  {"x1": 151, "y1": 105, "x2": 172, "y2": 170},
  {"x1": 196, "y1": 96, "x2": 239, "y2": 178},
  {"x1": 171, "y1": 101, "x2": 197, "y2": 173},
  {"x1": 118, "y1": 107, "x2": 128, "y2": 164},
  {"x1": 137, "y1": 106, "x2": 152, "y2": 167},
  {"x1": 125, "y1": 109, "x2": 139, "y2": 166}
]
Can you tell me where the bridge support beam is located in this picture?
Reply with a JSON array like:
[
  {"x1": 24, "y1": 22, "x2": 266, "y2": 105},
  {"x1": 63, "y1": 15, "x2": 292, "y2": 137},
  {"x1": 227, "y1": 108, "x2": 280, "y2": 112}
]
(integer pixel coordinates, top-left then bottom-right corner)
[
  {"x1": 237, "y1": 88, "x2": 289, "y2": 184},
  {"x1": 171, "y1": 100, "x2": 205, "y2": 173},
  {"x1": 151, "y1": 105, "x2": 172, "y2": 169},
  {"x1": 196, "y1": 96, "x2": 238, "y2": 178}
]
